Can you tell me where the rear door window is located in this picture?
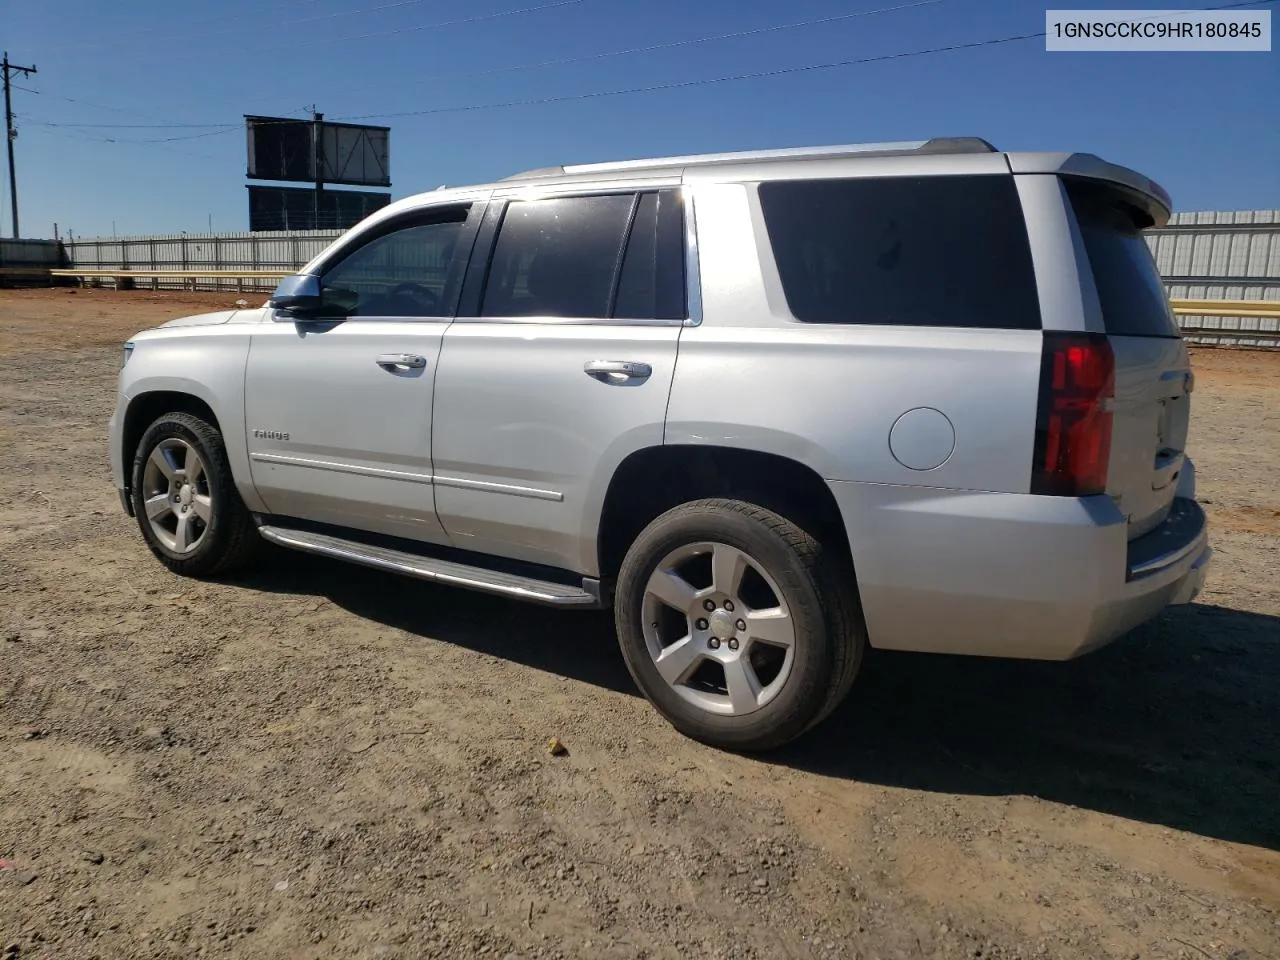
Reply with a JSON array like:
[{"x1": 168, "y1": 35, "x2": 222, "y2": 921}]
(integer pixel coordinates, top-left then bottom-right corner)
[
  {"x1": 613, "y1": 191, "x2": 686, "y2": 320},
  {"x1": 758, "y1": 175, "x2": 1041, "y2": 330},
  {"x1": 480, "y1": 191, "x2": 685, "y2": 321},
  {"x1": 481, "y1": 194, "x2": 634, "y2": 319},
  {"x1": 1066, "y1": 179, "x2": 1180, "y2": 338}
]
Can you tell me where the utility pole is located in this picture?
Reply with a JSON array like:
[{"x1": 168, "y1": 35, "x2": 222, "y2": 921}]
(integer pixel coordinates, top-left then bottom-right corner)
[
  {"x1": 3, "y1": 52, "x2": 38, "y2": 239},
  {"x1": 312, "y1": 109, "x2": 324, "y2": 230}
]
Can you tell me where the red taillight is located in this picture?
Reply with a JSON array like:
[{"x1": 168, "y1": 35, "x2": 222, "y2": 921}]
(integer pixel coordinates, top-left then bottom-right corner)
[{"x1": 1032, "y1": 333, "x2": 1115, "y2": 497}]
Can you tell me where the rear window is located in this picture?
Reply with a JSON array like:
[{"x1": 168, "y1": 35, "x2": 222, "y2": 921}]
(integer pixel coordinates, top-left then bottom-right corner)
[
  {"x1": 1066, "y1": 179, "x2": 1180, "y2": 338},
  {"x1": 758, "y1": 175, "x2": 1041, "y2": 329}
]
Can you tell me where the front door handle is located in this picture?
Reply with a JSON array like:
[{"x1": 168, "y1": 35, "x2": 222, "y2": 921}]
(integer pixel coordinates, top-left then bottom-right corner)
[
  {"x1": 376, "y1": 353, "x2": 427, "y2": 371},
  {"x1": 584, "y1": 359, "x2": 652, "y2": 383}
]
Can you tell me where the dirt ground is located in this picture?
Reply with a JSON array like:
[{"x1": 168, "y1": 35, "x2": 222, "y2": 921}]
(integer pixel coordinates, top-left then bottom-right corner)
[{"x1": 1, "y1": 288, "x2": 1277, "y2": 960}]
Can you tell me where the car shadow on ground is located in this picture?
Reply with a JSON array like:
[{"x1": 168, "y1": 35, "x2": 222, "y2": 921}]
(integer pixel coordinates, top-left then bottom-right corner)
[
  {"x1": 785, "y1": 602, "x2": 1280, "y2": 852},
  {"x1": 234, "y1": 549, "x2": 1280, "y2": 852}
]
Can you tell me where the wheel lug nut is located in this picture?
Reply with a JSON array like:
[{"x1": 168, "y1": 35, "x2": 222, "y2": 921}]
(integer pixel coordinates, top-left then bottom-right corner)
[
  {"x1": 727, "y1": 638, "x2": 739, "y2": 651},
  {"x1": 708, "y1": 637, "x2": 720, "y2": 650},
  {"x1": 695, "y1": 618, "x2": 708, "y2": 631},
  {"x1": 703, "y1": 599, "x2": 715, "y2": 612},
  {"x1": 736, "y1": 619, "x2": 746, "y2": 632},
  {"x1": 724, "y1": 599, "x2": 735, "y2": 612}
]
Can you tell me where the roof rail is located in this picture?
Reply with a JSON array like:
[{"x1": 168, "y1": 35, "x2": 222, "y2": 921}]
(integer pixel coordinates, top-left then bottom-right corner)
[
  {"x1": 502, "y1": 137, "x2": 997, "y2": 180},
  {"x1": 501, "y1": 165, "x2": 566, "y2": 181}
]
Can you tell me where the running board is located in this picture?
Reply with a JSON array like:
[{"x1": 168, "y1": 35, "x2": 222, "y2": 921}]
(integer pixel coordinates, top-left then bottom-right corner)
[{"x1": 257, "y1": 525, "x2": 600, "y2": 608}]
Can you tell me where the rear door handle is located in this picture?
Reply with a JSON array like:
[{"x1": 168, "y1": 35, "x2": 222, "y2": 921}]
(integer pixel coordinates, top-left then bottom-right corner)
[
  {"x1": 584, "y1": 359, "x2": 652, "y2": 383},
  {"x1": 376, "y1": 353, "x2": 427, "y2": 370}
]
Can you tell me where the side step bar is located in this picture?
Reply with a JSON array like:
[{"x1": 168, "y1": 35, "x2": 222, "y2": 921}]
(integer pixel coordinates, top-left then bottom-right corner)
[{"x1": 257, "y1": 525, "x2": 600, "y2": 608}]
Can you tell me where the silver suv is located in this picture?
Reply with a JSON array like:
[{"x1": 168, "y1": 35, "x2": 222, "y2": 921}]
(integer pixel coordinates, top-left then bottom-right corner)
[{"x1": 108, "y1": 137, "x2": 1210, "y2": 751}]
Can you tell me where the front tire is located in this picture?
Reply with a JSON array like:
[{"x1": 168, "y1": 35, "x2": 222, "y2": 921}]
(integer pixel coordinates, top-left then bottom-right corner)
[
  {"x1": 130, "y1": 411, "x2": 259, "y2": 577},
  {"x1": 614, "y1": 498, "x2": 864, "y2": 751}
]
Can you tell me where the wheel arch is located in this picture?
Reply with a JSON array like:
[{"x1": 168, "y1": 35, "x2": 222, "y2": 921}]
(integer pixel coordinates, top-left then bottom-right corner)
[
  {"x1": 122, "y1": 390, "x2": 222, "y2": 492},
  {"x1": 596, "y1": 444, "x2": 856, "y2": 593},
  {"x1": 120, "y1": 384, "x2": 254, "y2": 517}
]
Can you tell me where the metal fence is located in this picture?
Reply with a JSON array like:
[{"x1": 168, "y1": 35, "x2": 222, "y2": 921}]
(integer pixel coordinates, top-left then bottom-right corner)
[
  {"x1": 50, "y1": 212, "x2": 1280, "y2": 347},
  {"x1": 60, "y1": 230, "x2": 343, "y2": 292},
  {"x1": 1146, "y1": 210, "x2": 1280, "y2": 348}
]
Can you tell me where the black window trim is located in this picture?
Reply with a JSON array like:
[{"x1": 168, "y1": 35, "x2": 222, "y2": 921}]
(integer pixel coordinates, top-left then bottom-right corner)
[
  {"x1": 456, "y1": 187, "x2": 689, "y2": 326},
  {"x1": 606, "y1": 193, "x2": 643, "y2": 318}
]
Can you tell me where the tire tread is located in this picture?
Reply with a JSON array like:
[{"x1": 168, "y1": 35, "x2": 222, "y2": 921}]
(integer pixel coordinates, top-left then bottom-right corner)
[
  {"x1": 615, "y1": 497, "x2": 865, "y2": 751},
  {"x1": 131, "y1": 411, "x2": 259, "y2": 577}
]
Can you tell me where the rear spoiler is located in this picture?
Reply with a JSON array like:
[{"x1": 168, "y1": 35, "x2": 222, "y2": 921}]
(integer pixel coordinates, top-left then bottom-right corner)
[{"x1": 1007, "y1": 153, "x2": 1172, "y2": 228}]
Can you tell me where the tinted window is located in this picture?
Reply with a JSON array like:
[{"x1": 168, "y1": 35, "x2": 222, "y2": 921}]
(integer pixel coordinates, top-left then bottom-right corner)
[
  {"x1": 481, "y1": 195, "x2": 633, "y2": 318},
  {"x1": 614, "y1": 191, "x2": 686, "y2": 320},
  {"x1": 320, "y1": 207, "x2": 469, "y2": 318},
  {"x1": 614, "y1": 193, "x2": 659, "y2": 319},
  {"x1": 1067, "y1": 180, "x2": 1180, "y2": 338},
  {"x1": 758, "y1": 176, "x2": 1041, "y2": 329}
]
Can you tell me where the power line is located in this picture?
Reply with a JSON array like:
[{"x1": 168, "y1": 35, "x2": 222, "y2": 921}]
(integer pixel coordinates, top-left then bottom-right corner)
[
  {"x1": 251, "y1": 0, "x2": 456, "y2": 30},
  {"x1": 42, "y1": 0, "x2": 435, "y2": 52},
  {"x1": 12, "y1": 94, "x2": 309, "y2": 131},
  {"x1": 28, "y1": 124, "x2": 243, "y2": 143},
  {"x1": 26, "y1": 125, "x2": 225, "y2": 161},
  {"x1": 336, "y1": 32, "x2": 1048, "y2": 122},
  {"x1": 19, "y1": 116, "x2": 239, "y2": 129},
  {"x1": 334, "y1": 0, "x2": 1277, "y2": 121},
  {"x1": 329, "y1": 0, "x2": 945, "y2": 98},
  {"x1": 20, "y1": 0, "x2": 1276, "y2": 142},
  {"x1": 71, "y1": 0, "x2": 589, "y2": 59},
  {"x1": 25, "y1": 1, "x2": 944, "y2": 122},
  {"x1": 114, "y1": 129, "x2": 243, "y2": 144},
  {"x1": 3, "y1": 30, "x2": 1079, "y2": 135},
  {"x1": 8, "y1": 81, "x2": 234, "y2": 126},
  {"x1": 248, "y1": 0, "x2": 588, "y2": 50}
]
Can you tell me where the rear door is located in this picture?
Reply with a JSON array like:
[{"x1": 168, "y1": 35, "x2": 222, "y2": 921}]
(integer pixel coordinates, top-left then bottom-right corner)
[
  {"x1": 431, "y1": 187, "x2": 687, "y2": 574},
  {"x1": 1066, "y1": 178, "x2": 1192, "y2": 538}
]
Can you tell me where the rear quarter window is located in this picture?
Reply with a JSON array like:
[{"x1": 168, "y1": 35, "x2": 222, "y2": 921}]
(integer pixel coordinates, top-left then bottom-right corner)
[
  {"x1": 758, "y1": 175, "x2": 1042, "y2": 330},
  {"x1": 1066, "y1": 179, "x2": 1181, "y2": 339}
]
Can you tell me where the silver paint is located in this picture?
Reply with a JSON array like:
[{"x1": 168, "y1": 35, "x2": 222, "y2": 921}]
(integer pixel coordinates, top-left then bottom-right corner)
[{"x1": 109, "y1": 139, "x2": 1209, "y2": 668}]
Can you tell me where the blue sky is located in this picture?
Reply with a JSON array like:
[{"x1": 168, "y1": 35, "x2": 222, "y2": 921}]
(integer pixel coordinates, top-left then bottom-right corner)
[{"x1": 4, "y1": 0, "x2": 1277, "y2": 238}]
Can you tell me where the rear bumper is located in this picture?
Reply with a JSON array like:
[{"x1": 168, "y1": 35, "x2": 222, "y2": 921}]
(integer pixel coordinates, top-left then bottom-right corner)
[{"x1": 830, "y1": 481, "x2": 1210, "y2": 661}]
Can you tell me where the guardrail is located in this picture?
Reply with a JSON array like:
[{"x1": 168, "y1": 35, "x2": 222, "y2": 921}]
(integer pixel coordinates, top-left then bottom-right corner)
[
  {"x1": 50, "y1": 269, "x2": 292, "y2": 278},
  {"x1": 13, "y1": 270, "x2": 1280, "y2": 330},
  {"x1": 1170, "y1": 298, "x2": 1280, "y2": 348},
  {"x1": 47, "y1": 268, "x2": 292, "y2": 293},
  {"x1": 1170, "y1": 299, "x2": 1280, "y2": 319}
]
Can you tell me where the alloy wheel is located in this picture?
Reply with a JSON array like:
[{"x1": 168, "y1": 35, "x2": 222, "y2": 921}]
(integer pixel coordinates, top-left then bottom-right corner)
[
  {"x1": 140, "y1": 437, "x2": 213, "y2": 554},
  {"x1": 641, "y1": 541, "x2": 797, "y2": 716}
]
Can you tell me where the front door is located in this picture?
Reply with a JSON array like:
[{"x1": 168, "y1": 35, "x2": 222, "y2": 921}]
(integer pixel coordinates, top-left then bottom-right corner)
[
  {"x1": 244, "y1": 200, "x2": 482, "y2": 543},
  {"x1": 431, "y1": 188, "x2": 687, "y2": 574}
]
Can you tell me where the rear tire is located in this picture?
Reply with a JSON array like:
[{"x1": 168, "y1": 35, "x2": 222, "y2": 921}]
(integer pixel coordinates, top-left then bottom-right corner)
[
  {"x1": 614, "y1": 498, "x2": 864, "y2": 751},
  {"x1": 130, "y1": 411, "x2": 259, "y2": 577}
]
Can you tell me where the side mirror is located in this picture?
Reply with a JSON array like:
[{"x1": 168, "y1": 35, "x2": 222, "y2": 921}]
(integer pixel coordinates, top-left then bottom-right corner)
[{"x1": 270, "y1": 274, "x2": 322, "y2": 318}]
